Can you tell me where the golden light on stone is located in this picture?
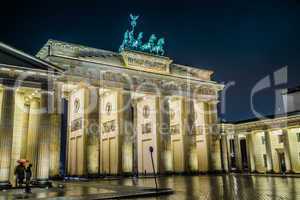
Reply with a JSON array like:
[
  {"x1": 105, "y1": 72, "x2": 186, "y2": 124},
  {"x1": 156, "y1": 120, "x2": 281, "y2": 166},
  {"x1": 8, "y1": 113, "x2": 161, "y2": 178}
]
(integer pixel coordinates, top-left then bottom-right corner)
[{"x1": 1, "y1": 38, "x2": 300, "y2": 190}]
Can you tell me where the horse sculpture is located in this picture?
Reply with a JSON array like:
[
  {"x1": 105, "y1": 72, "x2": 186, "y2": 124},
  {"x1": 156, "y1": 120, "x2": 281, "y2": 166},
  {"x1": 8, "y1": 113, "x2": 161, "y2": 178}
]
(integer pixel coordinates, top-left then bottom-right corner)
[
  {"x1": 151, "y1": 38, "x2": 165, "y2": 56},
  {"x1": 119, "y1": 30, "x2": 129, "y2": 52},
  {"x1": 141, "y1": 34, "x2": 157, "y2": 52},
  {"x1": 132, "y1": 32, "x2": 143, "y2": 49},
  {"x1": 119, "y1": 14, "x2": 166, "y2": 56}
]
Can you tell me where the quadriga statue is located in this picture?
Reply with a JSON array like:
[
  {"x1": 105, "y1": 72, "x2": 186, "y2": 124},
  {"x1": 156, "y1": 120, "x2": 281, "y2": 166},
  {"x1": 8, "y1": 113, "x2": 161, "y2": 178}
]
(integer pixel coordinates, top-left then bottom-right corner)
[{"x1": 152, "y1": 38, "x2": 165, "y2": 56}]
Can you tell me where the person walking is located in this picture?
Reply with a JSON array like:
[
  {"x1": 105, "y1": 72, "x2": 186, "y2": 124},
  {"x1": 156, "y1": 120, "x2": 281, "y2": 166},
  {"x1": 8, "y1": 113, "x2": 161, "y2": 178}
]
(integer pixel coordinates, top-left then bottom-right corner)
[
  {"x1": 25, "y1": 164, "x2": 32, "y2": 193},
  {"x1": 14, "y1": 162, "x2": 25, "y2": 187}
]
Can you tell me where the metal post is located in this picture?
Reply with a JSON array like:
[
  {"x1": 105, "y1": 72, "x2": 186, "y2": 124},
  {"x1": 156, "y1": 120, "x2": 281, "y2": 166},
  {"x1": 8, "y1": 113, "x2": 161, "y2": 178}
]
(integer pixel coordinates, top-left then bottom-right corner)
[{"x1": 149, "y1": 146, "x2": 158, "y2": 191}]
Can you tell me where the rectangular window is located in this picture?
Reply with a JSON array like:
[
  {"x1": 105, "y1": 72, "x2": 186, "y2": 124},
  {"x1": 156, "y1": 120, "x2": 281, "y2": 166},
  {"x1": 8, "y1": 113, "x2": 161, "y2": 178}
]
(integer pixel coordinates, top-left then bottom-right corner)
[
  {"x1": 263, "y1": 154, "x2": 267, "y2": 168},
  {"x1": 278, "y1": 135, "x2": 284, "y2": 143},
  {"x1": 297, "y1": 133, "x2": 300, "y2": 142},
  {"x1": 261, "y1": 136, "x2": 265, "y2": 145}
]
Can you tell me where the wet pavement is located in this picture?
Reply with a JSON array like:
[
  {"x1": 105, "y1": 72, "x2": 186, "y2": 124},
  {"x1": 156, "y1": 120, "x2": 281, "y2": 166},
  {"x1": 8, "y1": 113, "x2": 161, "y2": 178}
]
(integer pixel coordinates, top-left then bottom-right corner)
[
  {"x1": 104, "y1": 175, "x2": 300, "y2": 200},
  {"x1": 0, "y1": 181, "x2": 172, "y2": 200},
  {"x1": 0, "y1": 174, "x2": 300, "y2": 199}
]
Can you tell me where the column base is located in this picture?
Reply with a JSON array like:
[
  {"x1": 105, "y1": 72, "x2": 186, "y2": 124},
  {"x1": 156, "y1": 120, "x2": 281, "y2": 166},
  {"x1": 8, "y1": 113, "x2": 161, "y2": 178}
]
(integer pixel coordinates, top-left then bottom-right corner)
[
  {"x1": 34, "y1": 179, "x2": 52, "y2": 188},
  {"x1": 0, "y1": 181, "x2": 12, "y2": 190},
  {"x1": 266, "y1": 170, "x2": 275, "y2": 174}
]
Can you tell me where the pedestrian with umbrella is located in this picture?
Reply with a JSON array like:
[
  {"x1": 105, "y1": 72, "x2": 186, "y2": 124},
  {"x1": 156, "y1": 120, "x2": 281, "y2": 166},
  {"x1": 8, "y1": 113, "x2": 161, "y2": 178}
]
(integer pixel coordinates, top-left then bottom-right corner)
[{"x1": 14, "y1": 159, "x2": 26, "y2": 187}]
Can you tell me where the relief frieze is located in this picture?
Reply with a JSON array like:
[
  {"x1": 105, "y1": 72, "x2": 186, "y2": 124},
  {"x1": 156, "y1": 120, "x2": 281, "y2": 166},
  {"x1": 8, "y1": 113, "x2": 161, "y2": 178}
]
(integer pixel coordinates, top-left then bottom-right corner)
[
  {"x1": 102, "y1": 120, "x2": 116, "y2": 133},
  {"x1": 142, "y1": 122, "x2": 152, "y2": 134},
  {"x1": 71, "y1": 118, "x2": 83, "y2": 132}
]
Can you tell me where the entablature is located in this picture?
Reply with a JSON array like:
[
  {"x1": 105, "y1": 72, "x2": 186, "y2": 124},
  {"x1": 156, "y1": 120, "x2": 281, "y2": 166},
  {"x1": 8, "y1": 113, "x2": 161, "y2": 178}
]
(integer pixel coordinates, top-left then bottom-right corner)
[
  {"x1": 37, "y1": 39, "x2": 216, "y2": 82},
  {"x1": 227, "y1": 114, "x2": 300, "y2": 134}
]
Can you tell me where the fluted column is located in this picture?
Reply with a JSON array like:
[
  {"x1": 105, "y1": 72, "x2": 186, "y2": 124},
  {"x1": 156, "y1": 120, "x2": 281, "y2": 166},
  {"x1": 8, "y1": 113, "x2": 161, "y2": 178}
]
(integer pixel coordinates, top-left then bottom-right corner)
[
  {"x1": 9, "y1": 91, "x2": 26, "y2": 184},
  {"x1": 160, "y1": 96, "x2": 171, "y2": 172},
  {"x1": 246, "y1": 133, "x2": 256, "y2": 172},
  {"x1": 264, "y1": 131, "x2": 274, "y2": 172},
  {"x1": 226, "y1": 136, "x2": 232, "y2": 171},
  {"x1": 234, "y1": 135, "x2": 242, "y2": 171},
  {"x1": 36, "y1": 92, "x2": 51, "y2": 187},
  {"x1": 26, "y1": 97, "x2": 40, "y2": 178},
  {"x1": 208, "y1": 101, "x2": 222, "y2": 171},
  {"x1": 20, "y1": 104, "x2": 30, "y2": 160},
  {"x1": 221, "y1": 135, "x2": 229, "y2": 172},
  {"x1": 0, "y1": 87, "x2": 15, "y2": 189},
  {"x1": 195, "y1": 100, "x2": 209, "y2": 172},
  {"x1": 131, "y1": 99, "x2": 138, "y2": 175},
  {"x1": 282, "y1": 129, "x2": 292, "y2": 173},
  {"x1": 49, "y1": 113, "x2": 61, "y2": 177},
  {"x1": 121, "y1": 92, "x2": 133, "y2": 174}
]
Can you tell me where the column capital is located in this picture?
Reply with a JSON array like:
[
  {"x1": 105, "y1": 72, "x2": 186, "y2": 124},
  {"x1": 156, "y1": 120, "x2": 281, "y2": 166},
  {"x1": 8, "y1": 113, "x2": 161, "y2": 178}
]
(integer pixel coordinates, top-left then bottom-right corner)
[
  {"x1": 31, "y1": 96, "x2": 41, "y2": 102},
  {"x1": 168, "y1": 96, "x2": 183, "y2": 102},
  {"x1": 208, "y1": 100, "x2": 219, "y2": 105}
]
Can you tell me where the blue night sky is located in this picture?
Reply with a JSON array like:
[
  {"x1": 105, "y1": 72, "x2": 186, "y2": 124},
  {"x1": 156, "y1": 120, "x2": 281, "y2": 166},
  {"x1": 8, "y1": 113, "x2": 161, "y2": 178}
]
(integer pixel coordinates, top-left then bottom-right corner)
[{"x1": 1, "y1": 0, "x2": 300, "y2": 122}]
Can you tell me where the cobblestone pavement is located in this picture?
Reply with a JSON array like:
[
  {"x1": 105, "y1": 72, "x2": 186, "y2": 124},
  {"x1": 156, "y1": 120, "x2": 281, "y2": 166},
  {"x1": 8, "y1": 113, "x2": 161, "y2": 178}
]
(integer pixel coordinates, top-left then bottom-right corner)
[{"x1": 0, "y1": 174, "x2": 299, "y2": 200}]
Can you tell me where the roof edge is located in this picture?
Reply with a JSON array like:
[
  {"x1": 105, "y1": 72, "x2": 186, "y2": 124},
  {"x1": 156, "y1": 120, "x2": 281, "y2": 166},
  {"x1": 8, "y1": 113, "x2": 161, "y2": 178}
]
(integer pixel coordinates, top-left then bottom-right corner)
[{"x1": 0, "y1": 41, "x2": 64, "y2": 72}]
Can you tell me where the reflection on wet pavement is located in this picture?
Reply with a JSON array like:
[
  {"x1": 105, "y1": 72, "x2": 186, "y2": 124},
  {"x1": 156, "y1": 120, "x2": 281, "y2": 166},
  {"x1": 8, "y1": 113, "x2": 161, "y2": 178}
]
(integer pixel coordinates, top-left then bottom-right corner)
[
  {"x1": 0, "y1": 184, "x2": 116, "y2": 200},
  {"x1": 105, "y1": 175, "x2": 300, "y2": 200},
  {"x1": 0, "y1": 174, "x2": 299, "y2": 200}
]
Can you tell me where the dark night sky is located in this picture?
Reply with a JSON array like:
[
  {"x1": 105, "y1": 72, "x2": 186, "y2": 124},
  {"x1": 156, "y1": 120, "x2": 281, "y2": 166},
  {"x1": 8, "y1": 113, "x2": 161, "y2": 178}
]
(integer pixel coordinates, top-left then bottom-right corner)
[{"x1": 1, "y1": 0, "x2": 300, "y2": 122}]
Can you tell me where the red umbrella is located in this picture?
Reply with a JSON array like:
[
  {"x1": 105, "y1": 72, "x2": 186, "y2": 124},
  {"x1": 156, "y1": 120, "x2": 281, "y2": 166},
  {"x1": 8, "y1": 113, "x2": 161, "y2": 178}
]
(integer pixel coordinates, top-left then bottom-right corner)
[{"x1": 17, "y1": 159, "x2": 28, "y2": 164}]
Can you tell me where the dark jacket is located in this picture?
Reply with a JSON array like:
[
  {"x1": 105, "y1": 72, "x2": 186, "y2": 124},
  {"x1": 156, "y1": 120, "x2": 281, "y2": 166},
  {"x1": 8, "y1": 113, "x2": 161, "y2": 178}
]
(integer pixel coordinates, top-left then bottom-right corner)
[
  {"x1": 25, "y1": 167, "x2": 32, "y2": 179},
  {"x1": 15, "y1": 165, "x2": 25, "y2": 179}
]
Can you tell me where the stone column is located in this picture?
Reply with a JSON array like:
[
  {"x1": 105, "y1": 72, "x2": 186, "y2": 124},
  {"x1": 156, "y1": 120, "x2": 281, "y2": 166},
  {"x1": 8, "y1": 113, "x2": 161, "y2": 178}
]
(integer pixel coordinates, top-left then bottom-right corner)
[
  {"x1": 0, "y1": 87, "x2": 15, "y2": 189},
  {"x1": 208, "y1": 101, "x2": 222, "y2": 171},
  {"x1": 131, "y1": 99, "x2": 138, "y2": 175},
  {"x1": 226, "y1": 136, "x2": 232, "y2": 171},
  {"x1": 234, "y1": 135, "x2": 242, "y2": 171},
  {"x1": 122, "y1": 92, "x2": 133, "y2": 174},
  {"x1": 264, "y1": 131, "x2": 274, "y2": 172},
  {"x1": 20, "y1": 104, "x2": 30, "y2": 160},
  {"x1": 186, "y1": 98, "x2": 197, "y2": 172},
  {"x1": 36, "y1": 92, "x2": 51, "y2": 187},
  {"x1": 26, "y1": 97, "x2": 40, "y2": 179},
  {"x1": 160, "y1": 96, "x2": 171, "y2": 173},
  {"x1": 86, "y1": 87, "x2": 99, "y2": 175},
  {"x1": 9, "y1": 91, "x2": 26, "y2": 184},
  {"x1": 221, "y1": 134, "x2": 229, "y2": 172},
  {"x1": 282, "y1": 129, "x2": 292, "y2": 173},
  {"x1": 49, "y1": 113, "x2": 61, "y2": 177},
  {"x1": 49, "y1": 86, "x2": 62, "y2": 177},
  {"x1": 246, "y1": 133, "x2": 256, "y2": 172},
  {"x1": 195, "y1": 100, "x2": 209, "y2": 172}
]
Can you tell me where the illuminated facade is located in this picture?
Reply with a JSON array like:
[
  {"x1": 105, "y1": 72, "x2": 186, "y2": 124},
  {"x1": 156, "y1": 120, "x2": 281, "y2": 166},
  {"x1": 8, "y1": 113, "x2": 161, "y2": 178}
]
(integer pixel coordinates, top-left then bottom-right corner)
[
  {"x1": 221, "y1": 89, "x2": 300, "y2": 174},
  {"x1": 1, "y1": 38, "x2": 299, "y2": 189},
  {"x1": 0, "y1": 40, "x2": 223, "y2": 188}
]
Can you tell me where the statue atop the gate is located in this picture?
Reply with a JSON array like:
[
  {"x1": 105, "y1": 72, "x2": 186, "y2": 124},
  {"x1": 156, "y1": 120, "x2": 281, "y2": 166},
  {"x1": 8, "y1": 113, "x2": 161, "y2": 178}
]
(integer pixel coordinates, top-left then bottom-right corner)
[{"x1": 119, "y1": 14, "x2": 166, "y2": 56}]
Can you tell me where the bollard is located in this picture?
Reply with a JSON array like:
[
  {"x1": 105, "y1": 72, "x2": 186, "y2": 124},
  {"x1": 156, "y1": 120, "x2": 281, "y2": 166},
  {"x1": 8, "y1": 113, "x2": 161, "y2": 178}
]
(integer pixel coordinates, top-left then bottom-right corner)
[{"x1": 149, "y1": 146, "x2": 158, "y2": 191}]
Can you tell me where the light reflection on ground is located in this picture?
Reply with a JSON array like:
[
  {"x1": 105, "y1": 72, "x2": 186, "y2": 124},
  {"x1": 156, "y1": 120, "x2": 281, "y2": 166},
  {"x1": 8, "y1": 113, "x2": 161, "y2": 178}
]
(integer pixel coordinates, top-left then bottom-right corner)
[
  {"x1": 107, "y1": 175, "x2": 300, "y2": 200},
  {"x1": 0, "y1": 174, "x2": 299, "y2": 200}
]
